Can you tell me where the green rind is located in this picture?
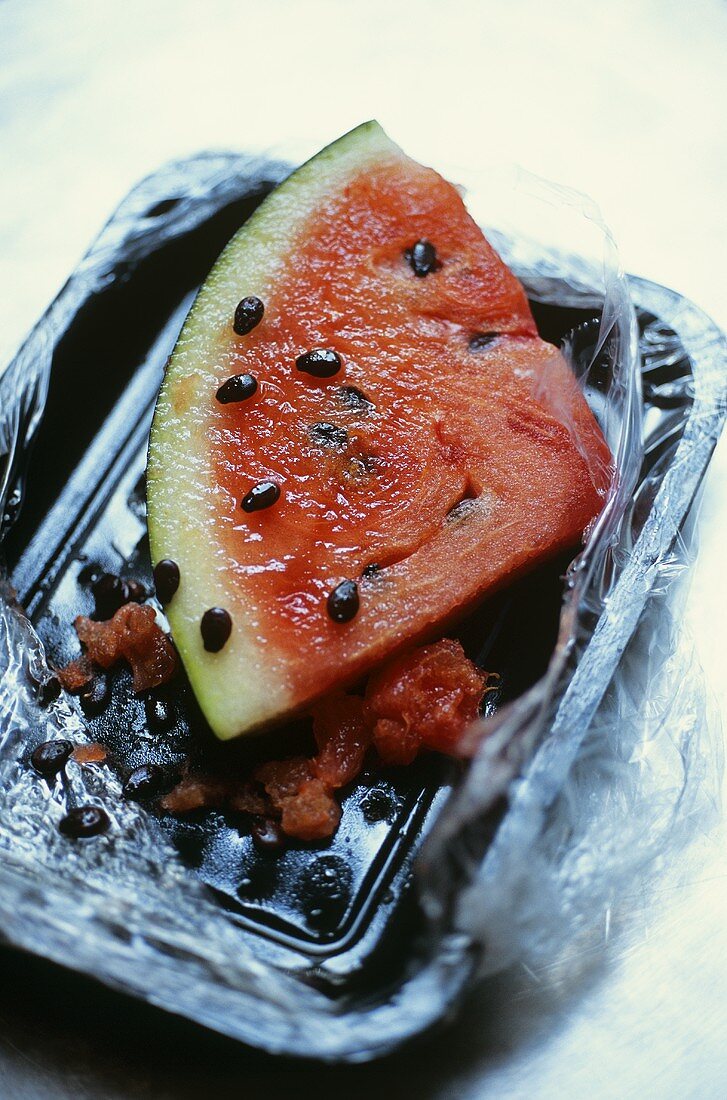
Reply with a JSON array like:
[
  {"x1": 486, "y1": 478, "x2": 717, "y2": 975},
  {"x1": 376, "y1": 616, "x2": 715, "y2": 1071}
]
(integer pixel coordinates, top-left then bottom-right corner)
[{"x1": 147, "y1": 121, "x2": 404, "y2": 739}]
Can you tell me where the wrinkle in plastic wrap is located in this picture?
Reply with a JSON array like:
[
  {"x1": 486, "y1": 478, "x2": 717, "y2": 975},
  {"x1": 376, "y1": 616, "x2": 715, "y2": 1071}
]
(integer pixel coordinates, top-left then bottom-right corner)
[{"x1": 0, "y1": 151, "x2": 725, "y2": 1061}]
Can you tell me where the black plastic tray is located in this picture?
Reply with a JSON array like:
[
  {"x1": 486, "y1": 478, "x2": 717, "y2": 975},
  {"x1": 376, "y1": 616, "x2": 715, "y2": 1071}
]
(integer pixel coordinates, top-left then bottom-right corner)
[
  {"x1": 0, "y1": 152, "x2": 724, "y2": 1061},
  {"x1": 4, "y1": 164, "x2": 582, "y2": 994}
]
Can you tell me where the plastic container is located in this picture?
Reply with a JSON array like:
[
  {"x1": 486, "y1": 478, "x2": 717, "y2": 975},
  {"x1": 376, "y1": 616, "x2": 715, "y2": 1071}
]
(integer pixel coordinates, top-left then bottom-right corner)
[{"x1": 0, "y1": 151, "x2": 724, "y2": 1061}]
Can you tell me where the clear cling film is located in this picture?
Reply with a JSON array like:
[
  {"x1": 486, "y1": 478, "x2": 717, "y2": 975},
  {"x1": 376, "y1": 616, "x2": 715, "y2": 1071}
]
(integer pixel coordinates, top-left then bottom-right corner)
[{"x1": 0, "y1": 152, "x2": 724, "y2": 1062}]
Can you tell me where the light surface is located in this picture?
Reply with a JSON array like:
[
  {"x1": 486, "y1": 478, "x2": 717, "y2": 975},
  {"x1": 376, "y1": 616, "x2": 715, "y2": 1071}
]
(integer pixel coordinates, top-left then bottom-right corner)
[{"x1": 0, "y1": 1, "x2": 726, "y2": 1096}]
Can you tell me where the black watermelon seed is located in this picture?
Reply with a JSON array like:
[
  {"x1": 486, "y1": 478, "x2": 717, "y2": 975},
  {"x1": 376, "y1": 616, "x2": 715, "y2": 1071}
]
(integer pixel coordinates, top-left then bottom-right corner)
[
  {"x1": 241, "y1": 480, "x2": 280, "y2": 513},
  {"x1": 233, "y1": 295, "x2": 264, "y2": 336},
  {"x1": 92, "y1": 574, "x2": 145, "y2": 617},
  {"x1": 91, "y1": 572, "x2": 127, "y2": 619},
  {"x1": 153, "y1": 559, "x2": 180, "y2": 605},
  {"x1": 201, "y1": 607, "x2": 232, "y2": 652},
  {"x1": 361, "y1": 562, "x2": 381, "y2": 579},
  {"x1": 310, "y1": 422, "x2": 348, "y2": 449},
  {"x1": 144, "y1": 695, "x2": 174, "y2": 732},
  {"x1": 298, "y1": 855, "x2": 353, "y2": 930},
  {"x1": 59, "y1": 805, "x2": 110, "y2": 839},
  {"x1": 337, "y1": 385, "x2": 374, "y2": 411},
  {"x1": 295, "y1": 348, "x2": 342, "y2": 378},
  {"x1": 216, "y1": 373, "x2": 258, "y2": 404},
  {"x1": 360, "y1": 786, "x2": 398, "y2": 824},
  {"x1": 469, "y1": 331, "x2": 500, "y2": 351},
  {"x1": 251, "y1": 817, "x2": 286, "y2": 853},
  {"x1": 79, "y1": 674, "x2": 111, "y2": 718},
  {"x1": 30, "y1": 739, "x2": 73, "y2": 780},
  {"x1": 123, "y1": 764, "x2": 168, "y2": 802},
  {"x1": 405, "y1": 239, "x2": 440, "y2": 277},
  {"x1": 327, "y1": 579, "x2": 359, "y2": 623}
]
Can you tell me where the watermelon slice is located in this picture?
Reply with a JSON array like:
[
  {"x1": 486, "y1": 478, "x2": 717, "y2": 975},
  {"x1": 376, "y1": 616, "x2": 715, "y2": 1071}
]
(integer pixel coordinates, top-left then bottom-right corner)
[{"x1": 147, "y1": 121, "x2": 611, "y2": 740}]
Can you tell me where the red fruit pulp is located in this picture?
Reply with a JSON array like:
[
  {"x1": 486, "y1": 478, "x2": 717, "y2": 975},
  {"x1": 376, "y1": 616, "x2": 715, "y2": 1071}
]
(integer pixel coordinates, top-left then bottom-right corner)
[{"x1": 208, "y1": 159, "x2": 610, "y2": 709}]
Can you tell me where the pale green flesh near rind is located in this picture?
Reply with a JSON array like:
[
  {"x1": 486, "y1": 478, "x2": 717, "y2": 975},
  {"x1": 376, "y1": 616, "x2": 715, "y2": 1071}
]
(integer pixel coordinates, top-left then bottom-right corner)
[{"x1": 147, "y1": 121, "x2": 404, "y2": 739}]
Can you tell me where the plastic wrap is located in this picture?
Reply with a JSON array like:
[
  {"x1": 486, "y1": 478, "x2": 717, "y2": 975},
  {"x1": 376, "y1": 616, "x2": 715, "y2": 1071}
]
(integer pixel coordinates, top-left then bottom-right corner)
[{"x1": 0, "y1": 152, "x2": 725, "y2": 1062}]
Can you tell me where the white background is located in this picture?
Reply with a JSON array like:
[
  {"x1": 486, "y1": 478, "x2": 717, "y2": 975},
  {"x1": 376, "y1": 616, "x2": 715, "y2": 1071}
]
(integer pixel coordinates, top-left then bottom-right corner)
[{"x1": 1, "y1": 1, "x2": 726, "y2": 1096}]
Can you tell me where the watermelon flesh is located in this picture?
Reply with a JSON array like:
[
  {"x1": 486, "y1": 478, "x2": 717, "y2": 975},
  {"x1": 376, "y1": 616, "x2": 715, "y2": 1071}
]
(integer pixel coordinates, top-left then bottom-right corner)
[{"x1": 147, "y1": 122, "x2": 611, "y2": 740}]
